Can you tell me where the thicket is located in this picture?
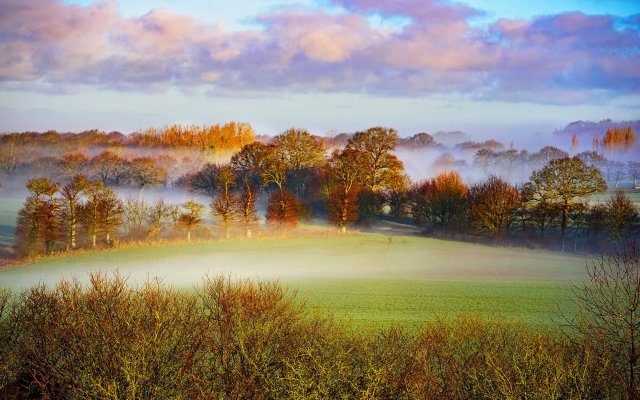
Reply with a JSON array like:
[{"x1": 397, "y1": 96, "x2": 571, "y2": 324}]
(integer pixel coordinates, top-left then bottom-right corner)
[{"x1": 0, "y1": 273, "x2": 627, "y2": 399}]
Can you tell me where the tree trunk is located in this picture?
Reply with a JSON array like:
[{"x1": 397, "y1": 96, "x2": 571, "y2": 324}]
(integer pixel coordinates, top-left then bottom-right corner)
[
  {"x1": 70, "y1": 207, "x2": 76, "y2": 249},
  {"x1": 561, "y1": 201, "x2": 569, "y2": 240},
  {"x1": 187, "y1": 230, "x2": 191, "y2": 242},
  {"x1": 92, "y1": 233, "x2": 96, "y2": 248}
]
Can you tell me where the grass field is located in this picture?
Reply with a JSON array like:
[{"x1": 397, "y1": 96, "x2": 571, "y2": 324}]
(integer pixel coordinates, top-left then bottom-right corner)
[{"x1": 0, "y1": 233, "x2": 588, "y2": 327}]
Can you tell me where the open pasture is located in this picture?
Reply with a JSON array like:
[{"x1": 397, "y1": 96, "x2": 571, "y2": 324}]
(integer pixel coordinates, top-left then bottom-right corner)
[{"x1": 0, "y1": 233, "x2": 587, "y2": 326}]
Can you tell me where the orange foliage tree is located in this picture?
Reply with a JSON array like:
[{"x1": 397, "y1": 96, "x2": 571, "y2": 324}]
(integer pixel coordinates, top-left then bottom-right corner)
[
  {"x1": 411, "y1": 171, "x2": 469, "y2": 231},
  {"x1": 601, "y1": 127, "x2": 636, "y2": 152},
  {"x1": 130, "y1": 122, "x2": 255, "y2": 153}
]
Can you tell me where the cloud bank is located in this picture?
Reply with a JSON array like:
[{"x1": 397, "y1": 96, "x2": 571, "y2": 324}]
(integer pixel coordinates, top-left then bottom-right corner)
[{"x1": 0, "y1": 0, "x2": 638, "y2": 104}]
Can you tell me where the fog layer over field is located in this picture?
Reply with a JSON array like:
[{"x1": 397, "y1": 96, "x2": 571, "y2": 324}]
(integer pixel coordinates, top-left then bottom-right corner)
[{"x1": 0, "y1": 234, "x2": 587, "y2": 292}]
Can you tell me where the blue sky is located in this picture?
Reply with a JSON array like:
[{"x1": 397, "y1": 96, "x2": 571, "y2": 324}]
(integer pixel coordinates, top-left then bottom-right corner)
[{"x1": 1, "y1": 0, "x2": 639, "y2": 137}]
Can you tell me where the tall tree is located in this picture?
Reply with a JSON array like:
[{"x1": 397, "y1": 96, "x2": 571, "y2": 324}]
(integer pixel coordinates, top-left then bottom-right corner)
[
  {"x1": 99, "y1": 187, "x2": 124, "y2": 244},
  {"x1": 326, "y1": 149, "x2": 365, "y2": 232},
  {"x1": 346, "y1": 127, "x2": 404, "y2": 193},
  {"x1": 230, "y1": 142, "x2": 271, "y2": 187},
  {"x1": 261, "y1": 148, "x2": 288, "y2": 193},
  {"x1": 147, "y1": 199, "x2": 171, "y2": 239},
  {"x1": 602, "y1": 127, "x2": 636, "y2": 152},
  {"x1": 60, "y1": 174, "x2": 88, "y2": 249},
  {"x1": 529, "y1": 157, "x2": 607, "y2": 241},
  {"x1": 211, "y1": 165, "x2": 238, "y2": 238},
  {"x1": 236, "y1": 176, "x2": 258, "y2": 238},
  {"x1": 81, "y1": 180, "x2": 104, "y2": 248},
  {"x1": 271, "y1": 128, "x2": 325, "y2": 197},
  {"x1": 519, "y1": 181, "x2": 560, "y2": 238},
  {"x1": 16, "y1": 177, "x2": 62, "y2": 255}
]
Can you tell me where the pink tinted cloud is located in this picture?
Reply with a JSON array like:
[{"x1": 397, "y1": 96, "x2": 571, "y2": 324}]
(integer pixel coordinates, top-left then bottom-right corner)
[
  {"x1": 0, "y1": 0, "x2": 638, "y2": 103},
  {"x1": 330, "y1": 0, "x2": 479, "y2": 22}
]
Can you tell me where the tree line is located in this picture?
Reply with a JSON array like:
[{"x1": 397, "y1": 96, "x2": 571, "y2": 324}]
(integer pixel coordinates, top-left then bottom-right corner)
[
  {"x1": 0, "y1": 121, "x2": 255, "y2": 152},
  {"x1": 13, "y1": 126, "x2": 639, "y2": 256}
]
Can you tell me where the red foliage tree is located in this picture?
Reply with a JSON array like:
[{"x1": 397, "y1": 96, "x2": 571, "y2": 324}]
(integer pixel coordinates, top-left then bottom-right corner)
[{"x1": 265, "y1": 190, "x2": 300, "y2": 229}]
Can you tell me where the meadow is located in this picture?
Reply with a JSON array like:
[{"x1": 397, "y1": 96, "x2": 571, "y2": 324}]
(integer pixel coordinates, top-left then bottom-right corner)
[{"x1": 0, "y1": 224, "x2": 587, "y2": 326}]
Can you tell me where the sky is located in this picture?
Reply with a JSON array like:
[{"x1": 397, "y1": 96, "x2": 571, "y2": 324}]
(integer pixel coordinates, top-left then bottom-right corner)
[{"x1": 0, "y1": 0, "x2": 638, "y2": 138}]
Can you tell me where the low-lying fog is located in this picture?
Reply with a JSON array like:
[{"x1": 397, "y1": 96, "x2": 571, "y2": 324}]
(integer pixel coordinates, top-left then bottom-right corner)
[{"x1": 0, "y1": 235, "x2": 588, "y2": 292}]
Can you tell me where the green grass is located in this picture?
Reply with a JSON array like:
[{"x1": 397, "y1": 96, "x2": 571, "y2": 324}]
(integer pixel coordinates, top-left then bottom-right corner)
[
  {"x1": 0, "y1": 196, "x2": 591, "y2": 327},
  {"x1": 0, "y1": 233, "x2": 588, "y2": 327},
  {"x1": 294, "y1": 279, "x2": 574, "y2": 328}
]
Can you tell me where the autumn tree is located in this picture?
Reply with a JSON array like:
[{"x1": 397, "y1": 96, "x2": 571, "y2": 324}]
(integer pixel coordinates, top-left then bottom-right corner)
[
  {"x1": 80, "y1": 180, "x2": 104, "y2": 248},
  {"x1": 346, "y1": 127, "x2": 404, "y2": 193},
  {"x1": 178, "y1": 200, "x2": 205, "y2": 241},
  {"x1": 60, "y1": 174, "x2": 88, "y2": 249},
  {"x1": 326, "y1": 148, "x2": 365, "y2": 232},
  {"x1": 518, "y1": 181, "x2": 560, "y2": 238},
  {"x1": 99, "y1": 187, "x2": 124, "y2": 244},
  {"x1": 605, "y1": 190, "x2": 639, "y2": 241},
  {"x1": 230, "y1": 142, "x2": 271, "y2": 187},
  {"x1": 469, "y1": 176, "x2": 521, "y2": 237},
  {"x1": 16, "y1": 177, "x2": 62, "y2": 255},
  {"x1": 265, "y1": 190, "x2": 300, "y2": 229},
  {"x1": 58, "y1": 153, "x2": 88, "y2": 180},
  {"x1": 211, "y1": 165, "x2": 238, "y2": 238},
  {"x1": 123, "y1": 195, "x2": 148, "y2": 238},
  {"x1": 271, "y1": 128, "x2": 325, "y2": 197},
  {"x1": 261, "y1": 148, "x2": 288, "y2": 193},
  {"x1": 89, "y1": 151, "x2": 125, "y2": 185},
  {"x1": 147, "y1": 199, "x2": 171, "y2": 239},
  {"x1": 411, "y1": 171, "x2": 469, "y2": 231},
  {"x1": 129, "y1": 157, "x2": 166, "y2": 188},
  {"x1": 529, "y1": 157, "x2": 607, "y2": 241},
  {"x1": 186, "y1": 163, "x2": 220, "y2": 196},
  {"x1": 602, "y1": 127, "x2": 636, "y2": 152},
  {"x1": 236, "y1": 176, "x2": 258, "y2": 238}
]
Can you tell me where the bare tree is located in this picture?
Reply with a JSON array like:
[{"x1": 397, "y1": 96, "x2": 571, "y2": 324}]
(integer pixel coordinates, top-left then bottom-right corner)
[
  {"x1": 569, "y1": 241, "x2": 640, "y2": 399},
  {"x1": 606, "y1": 190, "x2": 639, "y2": 241},
  {"x1": 236, "y1": 176, "x2": 258, "y2": 238},
  {"x1": 469, "y1": 176, "x2": 520, "y2": 237}
]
